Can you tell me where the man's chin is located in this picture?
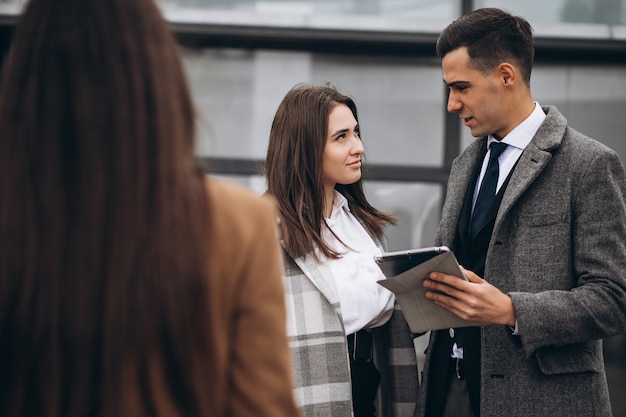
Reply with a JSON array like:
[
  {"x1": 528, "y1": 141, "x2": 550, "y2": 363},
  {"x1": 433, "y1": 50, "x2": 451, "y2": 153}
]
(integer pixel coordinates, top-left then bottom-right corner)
[{"x1": 469, "y1": 128, "x2": 487, "y2": 138}]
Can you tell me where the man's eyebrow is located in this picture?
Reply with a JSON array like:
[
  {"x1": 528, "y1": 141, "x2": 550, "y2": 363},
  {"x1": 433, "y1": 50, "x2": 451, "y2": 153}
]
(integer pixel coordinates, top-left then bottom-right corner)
[{"x1": 444, "y1": 80, "x2": 469, "y2": 87}]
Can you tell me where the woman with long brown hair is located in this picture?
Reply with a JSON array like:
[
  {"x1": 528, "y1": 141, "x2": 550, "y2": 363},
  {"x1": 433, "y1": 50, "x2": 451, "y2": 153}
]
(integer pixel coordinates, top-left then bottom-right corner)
[
  {"x1": 265, "y1": 83, "x2": 418, "y2": 417},
  {"x1": 0, "y1": 0, "x2": 299, "y2": 416}
]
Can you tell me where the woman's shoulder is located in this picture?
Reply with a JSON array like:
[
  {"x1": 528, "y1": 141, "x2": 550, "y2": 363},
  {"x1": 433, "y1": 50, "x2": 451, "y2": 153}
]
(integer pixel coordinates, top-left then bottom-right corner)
[
  {"x1": 205, "y1": 177, "x2": 274, "y2": 214},
  {"x1": 204, "y1": 177, "x2": 277, "y2": 239}
]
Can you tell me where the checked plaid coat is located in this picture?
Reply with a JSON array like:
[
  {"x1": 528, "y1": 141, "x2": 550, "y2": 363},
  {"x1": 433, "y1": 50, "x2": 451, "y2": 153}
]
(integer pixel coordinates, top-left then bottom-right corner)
[{"x1": 281, "y1": 241, "x2": 419, "y2": 417}]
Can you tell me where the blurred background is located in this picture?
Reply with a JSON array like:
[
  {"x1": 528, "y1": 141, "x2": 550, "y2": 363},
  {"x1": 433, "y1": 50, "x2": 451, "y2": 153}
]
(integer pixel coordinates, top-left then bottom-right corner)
[{"x1": 0, "y1": 0, "x2": 625, "y2": 414}]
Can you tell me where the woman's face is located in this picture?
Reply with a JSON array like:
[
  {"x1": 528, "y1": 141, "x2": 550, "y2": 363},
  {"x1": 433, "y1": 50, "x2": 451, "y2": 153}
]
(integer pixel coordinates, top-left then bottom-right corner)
[{"x1": 322, "y1": 103, "x2": 364, "y2": 192}]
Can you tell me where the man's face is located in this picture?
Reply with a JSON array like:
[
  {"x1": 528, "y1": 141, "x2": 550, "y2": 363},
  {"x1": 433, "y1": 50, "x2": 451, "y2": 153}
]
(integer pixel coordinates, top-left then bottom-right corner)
[{"x1": 442, "y1": 47, "x2": 512, "y2": 139}]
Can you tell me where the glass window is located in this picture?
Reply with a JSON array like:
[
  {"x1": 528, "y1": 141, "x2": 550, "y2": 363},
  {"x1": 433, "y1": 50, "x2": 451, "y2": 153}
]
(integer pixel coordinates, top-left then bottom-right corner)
[
  {"x1": 458, "y1": 64, "x2": 626, "y2": 161},
  {"x1": 475, "y1": 0, "x2": 626, "y2": 26},
  {"x1": 158, "y1": 0, "x2": 459, "y2": 33},
  {"x1": 183, "y1": 47, "x2": 446, "y2": 166},
  {"x1": 364, "y1": 181, "x2": 442, "y2": 250},
  {"x1": 168, "y1": 0, "x2": 456, "y2": 16},
  {"x1": 532, "y1": 64, "x2": 626, "y2": 160},
  {"x1": 0, "y1": 0, "x2": 23, "y2": 14},
  {"x1": 211, "y1": 174, "x2": 443, "y2": 252}
]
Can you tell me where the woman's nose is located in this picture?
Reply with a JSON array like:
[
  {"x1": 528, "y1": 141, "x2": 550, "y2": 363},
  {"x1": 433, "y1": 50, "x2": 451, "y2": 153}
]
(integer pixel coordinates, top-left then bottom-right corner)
[{"x1": 352, "y1": 134, "x2": 364, "y2": 154}]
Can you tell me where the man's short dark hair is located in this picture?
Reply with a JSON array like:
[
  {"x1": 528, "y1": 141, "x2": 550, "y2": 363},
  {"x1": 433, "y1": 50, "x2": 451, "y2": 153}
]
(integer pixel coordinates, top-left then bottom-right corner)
[{"x1": 436, "y1": 7, "x2": 535, "y2": 85}]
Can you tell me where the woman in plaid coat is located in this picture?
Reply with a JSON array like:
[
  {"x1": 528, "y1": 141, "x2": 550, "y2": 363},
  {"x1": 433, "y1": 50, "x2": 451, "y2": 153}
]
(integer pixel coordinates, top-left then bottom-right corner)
[{"x1": 265, "y1": 84, "x2": 419, "y2": 417}]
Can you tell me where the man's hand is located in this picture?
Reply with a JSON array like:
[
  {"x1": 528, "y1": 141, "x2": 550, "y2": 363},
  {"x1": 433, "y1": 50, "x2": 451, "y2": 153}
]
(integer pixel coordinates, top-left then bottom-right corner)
[{"x1": 423, "y1": 267, "x2": 516, "y2": 327}]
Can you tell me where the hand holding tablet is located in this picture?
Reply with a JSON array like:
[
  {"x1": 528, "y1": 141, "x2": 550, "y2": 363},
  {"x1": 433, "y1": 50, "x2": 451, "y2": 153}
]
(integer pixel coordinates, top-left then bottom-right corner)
[{"x1": 375, "y1": 246, "x2": 473, "y2": 333}]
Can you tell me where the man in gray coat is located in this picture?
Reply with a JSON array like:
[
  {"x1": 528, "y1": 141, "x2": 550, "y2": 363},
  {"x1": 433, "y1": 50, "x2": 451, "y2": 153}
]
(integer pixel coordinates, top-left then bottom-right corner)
[{"x1": 417, "y1": 8, "x2": 626, "y2": 417}]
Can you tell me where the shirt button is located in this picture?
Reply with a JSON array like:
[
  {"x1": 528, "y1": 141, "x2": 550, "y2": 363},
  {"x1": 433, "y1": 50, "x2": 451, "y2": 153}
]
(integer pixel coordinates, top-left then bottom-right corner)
[{"x1": 449, "y1": 328, "x2": 455, "y2": 338}]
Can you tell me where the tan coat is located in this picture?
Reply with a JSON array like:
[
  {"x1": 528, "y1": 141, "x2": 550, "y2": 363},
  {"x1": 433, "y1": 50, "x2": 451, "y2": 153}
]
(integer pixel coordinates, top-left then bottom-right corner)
[{"x1": 204, "y1": 178, "x2": 300, "y2": 417}]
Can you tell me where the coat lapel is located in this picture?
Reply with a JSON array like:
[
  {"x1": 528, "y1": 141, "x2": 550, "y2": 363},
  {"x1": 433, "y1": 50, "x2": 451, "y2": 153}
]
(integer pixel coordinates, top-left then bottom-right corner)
[
  {"x1": 496, "y1": 106, "x2": 565, "y2": 229},
  {"x1": 439, "y1": 138, "x2": 486, "y2": 247},
  {"x1": 284, "y1": 214, "x2": 385, "y2": 312},
  {"x1": 289, "y1": 247, "x2": 341, "y2": 310}
]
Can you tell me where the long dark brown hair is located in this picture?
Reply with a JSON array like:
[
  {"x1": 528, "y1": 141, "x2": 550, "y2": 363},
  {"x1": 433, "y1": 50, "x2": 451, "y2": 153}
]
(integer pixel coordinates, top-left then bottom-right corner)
[
  {"x1": 265, "y1": 84, "x2": 396, "y2": 261},
  {"x1": 0, "y1": 0, "x2": 214, "y2": 416}
]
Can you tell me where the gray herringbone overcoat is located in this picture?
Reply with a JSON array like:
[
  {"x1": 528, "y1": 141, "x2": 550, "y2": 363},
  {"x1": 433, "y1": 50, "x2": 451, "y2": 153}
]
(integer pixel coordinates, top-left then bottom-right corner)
[{"x1": 416, "y1": 106, "x2": 626, "y2": 417}]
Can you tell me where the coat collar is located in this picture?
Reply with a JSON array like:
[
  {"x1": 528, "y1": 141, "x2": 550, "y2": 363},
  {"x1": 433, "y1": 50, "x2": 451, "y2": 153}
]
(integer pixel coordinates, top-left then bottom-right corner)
[
  {"x1": 497, "y1": 105, "x2": 564, "y2": 225},
  {"x1": 279, "y1": 206, "x2": 385, "y2": 312},
  {"x1": 286, "y1": 243, "x2": 342, "y2": 310}
]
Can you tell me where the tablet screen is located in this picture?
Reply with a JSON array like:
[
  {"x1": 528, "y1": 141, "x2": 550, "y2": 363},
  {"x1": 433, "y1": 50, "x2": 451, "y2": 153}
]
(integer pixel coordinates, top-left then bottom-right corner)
[{"x1": 374, "y1": 246, "x2": 450, "y2": 277}]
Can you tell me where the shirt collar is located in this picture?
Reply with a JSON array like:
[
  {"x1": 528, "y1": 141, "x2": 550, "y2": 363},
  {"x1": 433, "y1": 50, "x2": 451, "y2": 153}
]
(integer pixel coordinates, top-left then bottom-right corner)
[
  {"x1": 488, "y1": 102, "x2": 546, "y2": 151},
  {"x1": 329, "y1": 190, "x2": 350, "y2": 219}
]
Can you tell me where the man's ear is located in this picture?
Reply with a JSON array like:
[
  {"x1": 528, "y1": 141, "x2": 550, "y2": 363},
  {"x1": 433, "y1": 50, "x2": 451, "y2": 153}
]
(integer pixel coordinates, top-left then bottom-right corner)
[{"x1": 498, "y1": 62, "x2": 516, "y2": 85}]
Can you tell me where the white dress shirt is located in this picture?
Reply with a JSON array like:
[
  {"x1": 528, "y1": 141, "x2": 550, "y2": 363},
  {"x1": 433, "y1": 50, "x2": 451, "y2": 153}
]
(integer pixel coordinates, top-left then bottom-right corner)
[
  {"x1": 322, "y1": 190, "x2": 395, "y2": 336},
  {"x1": 472, "y1": 102, "x2": 546, "y2": 210}
]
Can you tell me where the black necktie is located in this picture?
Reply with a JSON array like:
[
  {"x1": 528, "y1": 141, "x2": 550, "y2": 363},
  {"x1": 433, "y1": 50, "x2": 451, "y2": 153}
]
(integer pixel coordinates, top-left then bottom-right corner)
[{"x1": 470, "y1": 142, "x2": 508, "y2": 237}]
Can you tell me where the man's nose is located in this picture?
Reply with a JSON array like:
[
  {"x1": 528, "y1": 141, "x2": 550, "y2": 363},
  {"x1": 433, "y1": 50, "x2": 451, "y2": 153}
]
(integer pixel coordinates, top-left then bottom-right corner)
[{"x1": 447, "y1": 91, "x2": 462, "y2": 113}]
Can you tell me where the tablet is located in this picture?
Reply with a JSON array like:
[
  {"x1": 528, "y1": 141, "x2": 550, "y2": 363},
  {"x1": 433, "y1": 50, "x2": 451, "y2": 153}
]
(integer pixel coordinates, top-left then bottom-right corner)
[
  {"x1": 375, "y1": 246, "x2": 472, "y2": 332},
  {"x1": 374, "y1": 246, "x2": 452, "y2": 277}
]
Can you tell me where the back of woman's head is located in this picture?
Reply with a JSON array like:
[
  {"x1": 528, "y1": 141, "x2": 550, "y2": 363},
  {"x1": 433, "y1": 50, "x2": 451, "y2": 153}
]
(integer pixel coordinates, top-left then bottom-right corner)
[
  {"x1": 0, "y1": 0, "x2": 213, "y2": 416},
  {"x1": 265, "y1": 84, "x2": 394, "y2": 260}
]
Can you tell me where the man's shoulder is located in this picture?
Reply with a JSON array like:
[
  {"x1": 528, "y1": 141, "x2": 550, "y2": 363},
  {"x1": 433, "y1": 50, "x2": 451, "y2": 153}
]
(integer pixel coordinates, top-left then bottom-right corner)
[
  {"x1": 561, "y1": 124, "x2": 616, "y2": 159},
  {"x1": 541, "y1": 105, "x2": 616, "y2": 157}
]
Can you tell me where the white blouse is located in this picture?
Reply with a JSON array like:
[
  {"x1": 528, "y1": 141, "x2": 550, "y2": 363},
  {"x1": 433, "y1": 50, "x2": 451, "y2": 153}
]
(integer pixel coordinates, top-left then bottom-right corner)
[{"x1": 322, "y1": 191, "x2": 395, "y2": 336}]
